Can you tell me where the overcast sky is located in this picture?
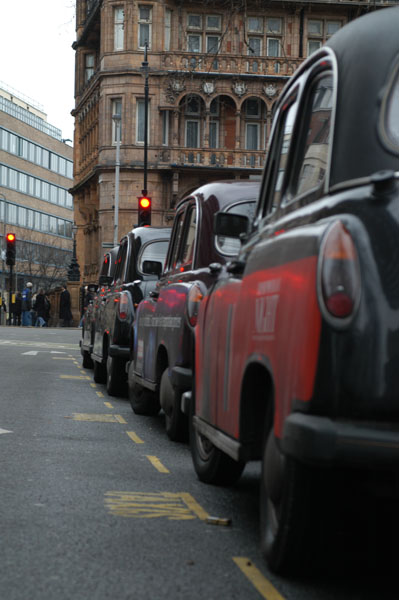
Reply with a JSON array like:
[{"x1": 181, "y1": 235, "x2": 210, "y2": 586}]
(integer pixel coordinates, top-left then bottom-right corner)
[{"x1": 0, "y1": 0, "x2": 76, "y2": 142}]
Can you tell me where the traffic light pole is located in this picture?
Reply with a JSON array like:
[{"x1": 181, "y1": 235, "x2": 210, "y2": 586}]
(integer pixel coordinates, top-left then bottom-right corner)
[
  {"x1": 8, "y1": 264, "x2": 13, "y2": 326},
  {"x1": 142, "y1": 41, "x2": 149, "y2": 198}
]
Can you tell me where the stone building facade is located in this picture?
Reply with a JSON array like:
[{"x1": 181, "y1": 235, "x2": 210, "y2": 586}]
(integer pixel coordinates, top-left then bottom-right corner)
[
  {"x1": 0, "y1": 84, "x2": 74, "y2": 295},
  {"x1": 72, "y1": 0, "x2": 393, "y2": 284}
]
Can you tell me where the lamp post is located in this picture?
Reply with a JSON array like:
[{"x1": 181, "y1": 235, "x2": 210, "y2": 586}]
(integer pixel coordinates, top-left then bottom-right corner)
[
  {"x1": 112, "y1": 113, "x2": 121, "y2": 246},
  {"x1": 67, "y1": 224, "x2": 81, "y2": 282}
]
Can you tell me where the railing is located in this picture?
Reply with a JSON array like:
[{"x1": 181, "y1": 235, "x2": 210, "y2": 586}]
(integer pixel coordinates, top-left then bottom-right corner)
[
  {"x1": 162, "y1": 52, "x2": 302, "y2": 78},
  {"x1": 161, "y1": 148, "x2": 265, "y2": 170}
]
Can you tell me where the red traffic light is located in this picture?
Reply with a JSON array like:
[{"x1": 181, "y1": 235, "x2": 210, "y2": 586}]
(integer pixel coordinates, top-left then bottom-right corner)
[
  {"x1": 139, "y1": 197, "x2": 151, "y2": 209},
  {"x1": 138, "y1": 196, "x2": 152, "y2": 226},
  {"x1": 5, "y1": 232, "x2": 16, "y2": 266},
  {"x1": 6, "y1": 233, "x2": 15, "y2": 242}
]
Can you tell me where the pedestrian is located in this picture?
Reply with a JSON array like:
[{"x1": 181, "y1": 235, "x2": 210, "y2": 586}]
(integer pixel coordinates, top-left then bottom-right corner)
[
  {"x1": 44, "y1": 293, "x2": 51, "y2": 326},
  {"x1": 21, "y1": 282, "x2": 33, "y2": 326},
  {"x1": 34, "y1": 289, "x2": 47, "y2": 327},
  {"x1": 59, "y1": 285, "x2": 73, "y2": 327},
  {"x1": 11, "y1": 292, "x2": 22, "y2": 326}
]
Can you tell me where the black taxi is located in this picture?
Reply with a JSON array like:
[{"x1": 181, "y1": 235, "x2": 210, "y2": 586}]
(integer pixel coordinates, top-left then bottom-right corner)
[
  {"x1": 127, "y1": 180, "x2": 259, "y2": 441},
  {"x1": 190, "y1": 7, "x2": 399, "y2": 574}
]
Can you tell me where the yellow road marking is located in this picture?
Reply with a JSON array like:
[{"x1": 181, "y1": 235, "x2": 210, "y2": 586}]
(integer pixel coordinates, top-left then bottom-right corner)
[
  {"x1": 104, "y1": 491, "x2": 207, "y2": 520},
  {"x1": 67, "y1": 413, "x2": 125, "y2": 423},
  {"x1": 60, "y1": 375, "x2": 91, "y2": 380},
  {"x1": 115, "y1": 415, "x2": 127, "y2": 424},
  {"x1": 103, "y1": 400, "x2": 113, "y2": 406},
  {"x1": 146, "y1": 455, "x2": 169, "y2": 473},
  {"x1": 179, "y1": 492, "x2": 209, "y2": 521},
  {"x1": 233, "y1": 557, "x2": 286, "y2": 600},
  {"x1": 126, "y1": 431, "x2": 144, "y2": 444},
  {"x1": 90, "y1": 383, "x2": 97, "y2": 388},
  {"x1": 80, "y1": 370, "x2": 86, "y2": 374}
]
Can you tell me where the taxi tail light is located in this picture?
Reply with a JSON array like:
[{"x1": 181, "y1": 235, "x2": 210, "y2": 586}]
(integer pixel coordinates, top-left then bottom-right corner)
[
  {"x1": 118, "y1": 292, "x2": 130, "y2": 321},
  {"x1": 187, "y1": 283, "x2": 204, "y2": 327},
  {"x1": 319, "y1": 221, "x2": 361, "y2": 319}
]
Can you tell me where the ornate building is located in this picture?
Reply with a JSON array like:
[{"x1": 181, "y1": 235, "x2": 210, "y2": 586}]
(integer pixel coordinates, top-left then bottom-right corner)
[{"x1": 72, "y1": 0, "x2": 394, "y2": 284}]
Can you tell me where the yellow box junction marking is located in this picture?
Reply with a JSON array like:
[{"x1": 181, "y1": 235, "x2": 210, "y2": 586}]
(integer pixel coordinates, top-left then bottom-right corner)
[
  {"x1": 105, "y1": 491, "x2": 209, "y2": 521},
  {"x1": 67, "y1": 413, "x2": 126, "y2": 423},
  {"x1": 90, "y1": 383, "x2": 97, "y2": 388},
  {"x1": 233, "y1": 557, "x2": 286, "y2": 600},
  {"x1": 146, "y1": 455, "x2": 169, "y2": 473},
  {"x1": 60, "y1": 375, "x2": 91, "y2": 381},
  {"x1": 126, "y1": 431, "x2": 144, "y2": 444}
]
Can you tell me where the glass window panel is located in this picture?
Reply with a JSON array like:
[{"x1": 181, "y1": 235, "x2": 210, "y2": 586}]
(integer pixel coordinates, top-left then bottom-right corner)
[
  {"x1": 42, "y1": 181, "x2": 49, "y2": 200},
  {"x1": 186, "y1": 121, "x2": 199, "y2": 147},
  {"x1": 59, "y1": 157, "x2": 66, "y2": 176},
  {"x1": 34, "y1": 212, "x2": 41, "y2": 231},
  {"x1": 206, "y1": 15, "x2": 221, "y2": 30},
  {"x1": 206, "y1": 36, "x2": 219, "y2": 53},
  {"x1": 42, "y1": 148, "x2": 49, "y2": 168},
  {"x1": 8, "y1": 204, "x2": 17, "y2": 224},
  {"x1": 139, "y1": 23, "x2": 150, "y2": 47},
  {"x1": 246, "y1": 99, "x2": 260, "y2": 117},
  {"x1": 188, "y1": 34, "x2": 201, "y2": 53},
  {"x1": 1, "y1": 130, "x2": 9, "y2": 150},
  {"x1": 9, "y1": 133, "x2": 18, "y2": 154},
  {"x1": 28, "y1": 142, "x2": 35, "y2": 162},
  {"x1": 138, "y1": 240, "x2": 169, "y2": 272},
  {"x1": 385, "y1": 70, "x2": 399, "y2": 149},
  {"x1": 51, "y1": 153, "x2": 59, "y2": 172},
  {"x1": 327, "y1": 21, "x2": 341, "y2": 36},
  {"x1": 67, "y1": 161, "x2": 73, "y2": 178},
  {"x1": 308, "y1": 20, "x2": 322, "y2": 35},
  {"x1": 51, "y1": 185, "x2": 58, "y2": 204},
  {"x1": 267, "y1": 18, "x2": 282, "y2": 34},
  {"x1": 0, "y1": 165, "x2": 8, "y2": 186},
  {"x1": 139, "y1": 5, "x2": 151, "y2": 20},
  {"x1": 66, "y1": 193, "x2": 73, "y2": 209},
  {"x1": 165, "y1": 9, "x2": 171, "y2": 51},
  {"x1": 267, "y1": 38, "x2": 280, "y2": 57},
  {"x1": 248, "y1": 37, "x2": 261, "y2": 56},
  {"x1": 57, "y1": 219, "x2": 65, "y2": 236},
  {"x1": 181, "y1": 206, "x2": 197, "y2": 265},
  {"x1": 20, "y1": 139, "x2": 28, "y2": 159},
  {"x1": 9, "y1": 169, "x2": 18, "y2": 189},
  {"x1": 209, "y1": 121, "x2": 219, "y2": 149},
  {"x1": 162, "y1": 111, "x2": 169, "y2": 145},
  {"x1": 188, "y1": 14, "x2": 202, "y2": 29},
  {"x1": 19, "y1": 172, "x2": 27, "y2": 193},
  {"x1": 65, "y1": 221, "x2": 73, "y2": 238},
  {"x1": 18, "y1": 207, "x2": 27, "y2": 227},
  {"x1": 293, "y1": 76, "x2": 333, "y2": 197},
  {"x1": 246, "y1": 123, "x2": 259, "y2": 150},
  {"x1": 36, "y1": 146, "x2": 42, "y2": 165},
  {"x1": 114, "y1": 7, "x2": 124, "y2": 51},
  {"x1": 34, "y1": 179, "x2": 41, "y2": 198},
  {"x1": 308, "y1": 40, "x2": 322, "y2": 56},
  {"x1": 217, "y1": 200, "x2": 257, "y2": 255},
  {"x1": 49, "y1": 216, "x2": 57, "y2": 233},
  {"x1": 248, "y1": 17, "x2": 263, "y2": 32},
  {"x1": 42, "y1": 214, "x2": 49, "y2": 232},
  {"x1": 28, "y1": 176, "x2": 35, "y2": 196},
  {"x1": 27, "y1": 210, "x2": 34, "y2": 228}
]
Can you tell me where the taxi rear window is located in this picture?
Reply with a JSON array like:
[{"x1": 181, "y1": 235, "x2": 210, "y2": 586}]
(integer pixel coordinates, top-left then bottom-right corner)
[{"x1": 380, "y1": 62, "x2": 399, "y2": 153}]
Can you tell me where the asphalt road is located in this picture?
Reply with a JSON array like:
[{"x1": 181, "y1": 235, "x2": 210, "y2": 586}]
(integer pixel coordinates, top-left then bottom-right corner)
[{"x1": 0, "y1": 326, "x2": 394, "y2": 600}]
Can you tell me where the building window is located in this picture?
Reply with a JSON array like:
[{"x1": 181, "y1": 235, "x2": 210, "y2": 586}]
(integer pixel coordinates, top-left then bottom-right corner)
[
  {"x1": 112, "y1": 99, "x2": 122, "y2": 143},
  {"x1": 206, "y1": 15, "x2": 221, "y2": 30},
  {"x1": 161, "y1": 111, "x2": 169, "y2": 146},
  {"x1": 308, "y1": 40, "x2": 322, "y2": 56},
  {"x1": 188, "y1": 34, "x2": 201, "y2": 53},
  {"x1": 267, "y1": 38, "x2": 280, "y2": 57},
  {"x1": 267, "y1": 18, "x2": 282, "y2": 34},
  {"x1": 246, "y1": 123, "x2": 260, "y2": 151},
  {"x1": 165, "y1": 8, "x2": 172, "y2": 51},
  {"x1": 248, "y1": 37, "x2": 262, "y2": 56},
  {"x1": 188, "y1": 14, "x2": 202, "y2": 29},
  {"x1": 247, "y1": 17, "x2": 263, "y2": 33},
  {"x1": 209, "y1": 121, "x2": 219, "y2": 149},
  {"x1": 308, "y1": 20, "x2": 322, "y2": 36},
  {"x1": 185, "y1": 120, "x2": 200, "y2": 148},
  {"x1": 114, "y1": 7, "x2": 124, "y2": 50},
  {"x1": 206, "y1": 35, "x2": 219, "y2": 54},
  {"x1": 85, "y1": 53, "x2": 95, "y2": 82},
  {"x1": 307, "y1": 19, "x2": 342, "y2": 56},
  {"x1": 326, "y1": 21, "x2": 341, "y2": 36},
  {"x1": 136, "y1": 99, "x2": 150, "y2": 144},
  {"x1": 138, "y1": 5, "x2": 152, "y2": 49}
]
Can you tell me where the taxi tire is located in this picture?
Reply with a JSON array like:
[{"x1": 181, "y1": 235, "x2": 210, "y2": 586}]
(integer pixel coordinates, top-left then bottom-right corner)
[
  {"x1": 189, "y1": 401, "x2": 245, "y2": 486},
  {"x1": 160, "y1": 369, "x2": 188, "y2": 443},
  {"x1": 260, "y1": 429, "x2": 325, "y2": 575},
  {"x1": 82, "y1": 350, "x2": 93, "y2": 369},
  {"x1": 93, "y1": 359, "x2": 107, "y2": 383},
  {"x1": 106, "y1": 356, "x2": 127, "y2": 397},
  {"x1": 129, "y1": 382, "x2": 160, "y2": 416}
]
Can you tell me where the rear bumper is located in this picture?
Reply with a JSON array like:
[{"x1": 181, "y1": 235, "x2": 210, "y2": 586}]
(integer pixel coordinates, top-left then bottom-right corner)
[
  {"x1": 282, "y1": 413, "x2": 399, "y2": 467},
  {"x1": 108, "y1": 344, "x2": 130, "y2": 360}
]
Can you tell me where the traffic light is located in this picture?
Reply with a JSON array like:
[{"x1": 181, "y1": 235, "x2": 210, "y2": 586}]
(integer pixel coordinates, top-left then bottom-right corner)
[
  {"x1": 5, "y1": 233, "x2": 16, "y2": 266},
  {"x1": 138, "y1": 196, "x2": 151, "y2": 226}
]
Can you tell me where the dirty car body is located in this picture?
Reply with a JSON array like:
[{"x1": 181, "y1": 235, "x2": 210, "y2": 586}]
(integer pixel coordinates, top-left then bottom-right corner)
[{"x1": 192, "y1": 8, "x2": 399, "y2": 574}]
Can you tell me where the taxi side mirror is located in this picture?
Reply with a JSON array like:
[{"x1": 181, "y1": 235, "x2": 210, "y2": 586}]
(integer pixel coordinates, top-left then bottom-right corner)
[{"x1": 214, "y1": 212, "x2": 250, "y2": 238}]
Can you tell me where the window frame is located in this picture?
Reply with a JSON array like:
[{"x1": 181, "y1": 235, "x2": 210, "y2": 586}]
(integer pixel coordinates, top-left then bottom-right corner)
[{"x1": 138, "y1": 5, "x2": 152, "y2": 49}]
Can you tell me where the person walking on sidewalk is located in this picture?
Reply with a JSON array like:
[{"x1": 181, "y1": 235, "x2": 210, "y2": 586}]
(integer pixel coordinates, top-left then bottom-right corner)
[
  {"x1": 21, "y1": 282, "x2": 33, "y2": 327},
  {"x1": 34, "y1": 289, "x2": 47, "y2": 327},
  {"x1": 59, "y1": 285, "x2": 73, "y2": 327}
]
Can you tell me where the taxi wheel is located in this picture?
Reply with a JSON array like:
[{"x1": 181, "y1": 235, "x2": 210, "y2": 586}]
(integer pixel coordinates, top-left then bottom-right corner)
[
  {"x1": 260, "y1": 430, "x2": 324, "y2": 574},
  {"x1": 129, "y1": 382, "x2": 160, "y2": 416},
  {"x1": 189, "y1": 403, "x2": 245, "y2": 486},
  {"x1": 93, "y1": 359, "x2": 107, "y2": 384},
  {"x1": 82, "y1": 350, "x2": 93, "y2": 369},
  {"x1": 160, "y1": 369, "x2": 188, "y2": 443},
  {"x1": 106, "y1": 356, "x2": 127, "y2": 397}
]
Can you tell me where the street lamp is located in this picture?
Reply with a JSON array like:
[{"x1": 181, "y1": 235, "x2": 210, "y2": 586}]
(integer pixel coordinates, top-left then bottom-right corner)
[
  {"x1": 67, "y1": 224, "x2": 81, "y2": 282},
  {"x1": 112, "y1": 113, "x2": 122, "y2": 246}
]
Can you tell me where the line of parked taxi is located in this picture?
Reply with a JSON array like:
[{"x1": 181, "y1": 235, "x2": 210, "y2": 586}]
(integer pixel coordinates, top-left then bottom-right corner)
[{"x1": 81, "y1": 7, "x2": 399, "y2": 575}]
